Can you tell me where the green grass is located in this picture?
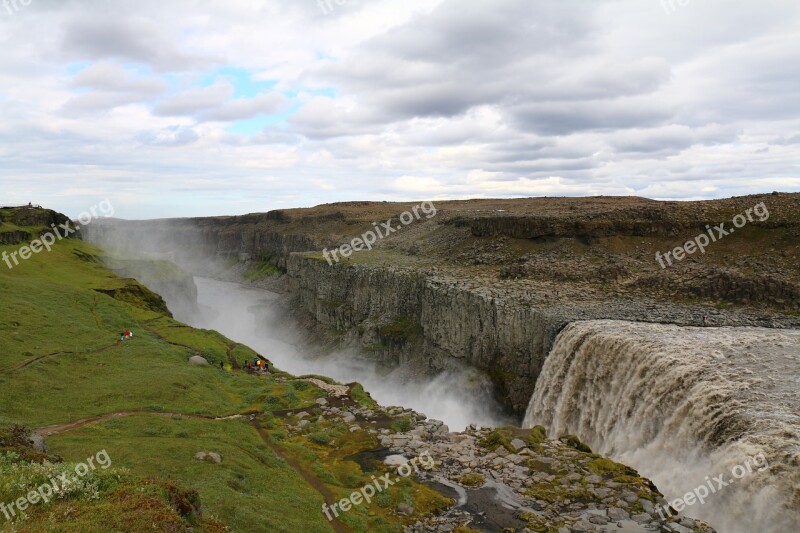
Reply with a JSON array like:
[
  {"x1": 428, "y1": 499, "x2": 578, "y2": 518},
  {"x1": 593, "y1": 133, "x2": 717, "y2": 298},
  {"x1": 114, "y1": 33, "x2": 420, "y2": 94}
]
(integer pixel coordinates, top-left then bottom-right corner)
[
  {"x1": 0, "y1": 234, "x2": 438, "y2": 532},
  {"x1": 0, "y1": 238, "x2": 334, "y2": 530},
  {"x1": 48, "y1": 415, "x2": 330, "y2": 533},
  {"x1": 243, "y1": 259, "x2": 281, "y2": 281},
  {"x1": 377, "y1": 317, "x2": 423, "y2": 342}
]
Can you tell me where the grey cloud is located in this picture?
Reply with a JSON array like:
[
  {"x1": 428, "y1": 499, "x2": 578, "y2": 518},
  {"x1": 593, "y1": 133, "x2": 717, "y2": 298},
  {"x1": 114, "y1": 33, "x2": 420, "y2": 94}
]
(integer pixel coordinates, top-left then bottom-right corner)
[
  {"x1": 137, "y1": 126, "x2": 200, "y2": 147},
  {"x1": 70, "y1": 62, "x2": 166, "y2": 94},
  {"x1": 509, "y1": 98, "x2": 673, "y2": 136},
  {"x1": 153, "y1": 84, "x2": 285, "y2": 123},
  {"x1": 59, "y1": 15, "x2": 217, "y2": 72},
  {"x1": 59, "y1": 62, "x2": 167, "y2": 114},
  {"x1": 153, "y1": 84, "x2": 232, "y2": 117},
  {"x1": 61, "y1": 92, "x2": 154, "y2": 114},
  {"x1": 201, "y1": 93, "x2": 286, "y2": 122}
]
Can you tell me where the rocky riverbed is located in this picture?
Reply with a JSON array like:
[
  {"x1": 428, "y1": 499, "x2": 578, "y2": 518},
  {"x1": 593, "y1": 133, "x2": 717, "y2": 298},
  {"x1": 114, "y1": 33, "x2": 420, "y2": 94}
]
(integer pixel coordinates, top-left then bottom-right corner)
[{"x1": 280, "y1": 379, "x2": 714, "y2": 533}]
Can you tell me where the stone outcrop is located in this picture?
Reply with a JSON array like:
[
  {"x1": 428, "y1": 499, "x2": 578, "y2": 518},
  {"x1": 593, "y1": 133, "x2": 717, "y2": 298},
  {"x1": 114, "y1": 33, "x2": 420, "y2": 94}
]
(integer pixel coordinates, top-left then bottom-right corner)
[
  {"x1": 0, "y1": 206, "x2": 72, "y2": 245},
  {"x1": 0, "y1": 230, "x2": 31, "y2": 245}
]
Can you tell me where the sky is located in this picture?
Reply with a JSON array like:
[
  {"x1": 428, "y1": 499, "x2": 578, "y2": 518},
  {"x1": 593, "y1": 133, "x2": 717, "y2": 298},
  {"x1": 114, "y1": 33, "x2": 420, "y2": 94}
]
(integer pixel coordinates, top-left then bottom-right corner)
[{"x1": 0, "y1": 0, "x2": 799, "y2": 219}]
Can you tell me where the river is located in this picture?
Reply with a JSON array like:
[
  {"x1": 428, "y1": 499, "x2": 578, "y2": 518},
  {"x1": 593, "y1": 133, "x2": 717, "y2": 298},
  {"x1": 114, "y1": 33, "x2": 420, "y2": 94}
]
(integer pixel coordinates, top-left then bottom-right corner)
[{"x1": 180, "y1": 277, "x2": 511, "y2": 432}]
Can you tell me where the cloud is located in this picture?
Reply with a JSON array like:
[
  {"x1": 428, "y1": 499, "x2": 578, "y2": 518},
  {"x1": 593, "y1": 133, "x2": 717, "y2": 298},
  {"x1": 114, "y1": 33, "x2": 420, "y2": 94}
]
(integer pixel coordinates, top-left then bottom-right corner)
[
  {"x1": 59, "y1": 62, "x2": 167, "y2": 114},
  {"x1": 153, "y1": 83, "x2": 233, "y2": 117},
  {"x1": 59, "y1": 13, "x2": 217, "y2": 72},
  {"x1": 137, "y1": 125, "x2": 200, "y2": 147},
  {"x1": 0, "y1": 0, "x2": 798, "y2": 218}
]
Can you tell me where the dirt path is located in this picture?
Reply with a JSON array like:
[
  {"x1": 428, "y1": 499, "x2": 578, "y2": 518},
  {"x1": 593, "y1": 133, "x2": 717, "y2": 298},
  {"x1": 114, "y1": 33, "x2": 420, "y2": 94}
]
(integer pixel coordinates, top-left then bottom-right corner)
[
  {"x1": 249, "y1": 418, "x2": 348, "y2": 533},
  {"x1": 35, "y1": 410, "x2": 347, "y2": 533},
  {"x1": 34, "y1": 410, "x2": 247, "y2": 436},
  {"x1": 0, "y1": 351, "x2": 70, "y2": 375},
  {"x1": 0, "y1": 341, "x2": 121, "y2": 376}
]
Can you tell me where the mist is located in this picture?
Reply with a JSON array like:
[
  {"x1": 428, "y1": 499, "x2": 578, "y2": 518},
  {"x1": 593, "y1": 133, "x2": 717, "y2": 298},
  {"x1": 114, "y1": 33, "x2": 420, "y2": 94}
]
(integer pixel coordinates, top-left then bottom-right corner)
[{"x1": 179, "y1": 277, "x2": 512, "y2": 431}]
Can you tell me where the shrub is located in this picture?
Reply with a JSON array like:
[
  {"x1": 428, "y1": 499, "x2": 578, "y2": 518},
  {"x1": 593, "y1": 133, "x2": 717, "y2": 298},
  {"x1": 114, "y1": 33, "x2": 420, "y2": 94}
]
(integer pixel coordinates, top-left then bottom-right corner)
[{"x1": 309, "y1": 431, "x2": 332, "y2": 446}]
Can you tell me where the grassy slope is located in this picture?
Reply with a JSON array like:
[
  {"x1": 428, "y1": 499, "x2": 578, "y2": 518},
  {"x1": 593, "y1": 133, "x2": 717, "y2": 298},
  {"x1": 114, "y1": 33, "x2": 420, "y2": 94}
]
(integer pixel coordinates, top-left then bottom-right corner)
[
  {"x1": 0, "y1": 234, "x2": 334, "y2": 532},
  {"x1": 0, "y1": 220, "x2": 450, "y2": 533}
]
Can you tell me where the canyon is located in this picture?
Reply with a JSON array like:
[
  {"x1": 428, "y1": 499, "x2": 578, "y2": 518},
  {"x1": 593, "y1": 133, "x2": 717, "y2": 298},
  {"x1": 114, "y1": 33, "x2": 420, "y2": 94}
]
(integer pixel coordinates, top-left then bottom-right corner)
[
  {"x1": 82, "y1": 194, "x2": 800, "y2": 414},
  {"x1": 80, "y1": 194, "x2": 800, "y2": 532}
]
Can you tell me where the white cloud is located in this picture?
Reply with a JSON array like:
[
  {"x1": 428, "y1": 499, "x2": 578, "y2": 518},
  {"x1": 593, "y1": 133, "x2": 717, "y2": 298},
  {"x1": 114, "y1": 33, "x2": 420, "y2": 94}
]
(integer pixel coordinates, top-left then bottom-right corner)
[{"x1": 0, "y1": 0, "x2": 798, "y2": 218}]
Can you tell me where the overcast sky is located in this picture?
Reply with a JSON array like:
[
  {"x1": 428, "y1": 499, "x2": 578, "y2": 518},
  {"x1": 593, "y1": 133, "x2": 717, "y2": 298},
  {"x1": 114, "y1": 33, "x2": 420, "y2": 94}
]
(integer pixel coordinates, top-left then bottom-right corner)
[{"x1": 1, "y1": 0, "x2": 798, "y2": 218}]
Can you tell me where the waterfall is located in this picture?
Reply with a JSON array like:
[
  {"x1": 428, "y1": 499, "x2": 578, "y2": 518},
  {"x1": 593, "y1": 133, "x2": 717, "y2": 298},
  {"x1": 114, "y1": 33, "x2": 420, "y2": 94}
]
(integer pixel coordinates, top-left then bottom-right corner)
[{"x1": 523, "y1": 320, "x2": 800, "y2": 533}]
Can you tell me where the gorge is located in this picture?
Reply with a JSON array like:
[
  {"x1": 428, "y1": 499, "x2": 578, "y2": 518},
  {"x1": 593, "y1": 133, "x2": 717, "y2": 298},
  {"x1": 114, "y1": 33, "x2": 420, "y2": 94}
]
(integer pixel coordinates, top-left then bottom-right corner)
[{"x1": 82, "y1": 194, "x2": 800, "y2": 533}]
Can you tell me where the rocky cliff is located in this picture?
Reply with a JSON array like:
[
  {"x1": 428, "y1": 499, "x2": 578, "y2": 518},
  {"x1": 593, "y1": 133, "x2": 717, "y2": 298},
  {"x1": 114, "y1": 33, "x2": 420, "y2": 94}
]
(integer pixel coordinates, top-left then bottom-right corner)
[
  {"x1": 284, "y1": 252, "x2": 800, "y2": 416},
  {"x1": 0, "y1": 206, "x2": 72, "y2": 245},
  {"x1": 82, "y1": 194, "x2": 800, "y2": 415}
]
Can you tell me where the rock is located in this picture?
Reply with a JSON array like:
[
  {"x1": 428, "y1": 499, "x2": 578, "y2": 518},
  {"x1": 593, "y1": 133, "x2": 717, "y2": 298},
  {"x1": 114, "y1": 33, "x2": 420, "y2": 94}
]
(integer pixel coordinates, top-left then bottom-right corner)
[
  {"x1": 349, "y1": 425, "x2": 360, "y2": 432},
  {"x1": 298, "y1": 420, "x2": 310, "y2": 428},
  {"x1": 195, "y1": 451, "x2": 221, "y2": 463},
  {"x1": 189, "y1": 355, "x2": 210, "y2": 366},
  {"x1": 607, "y1": 507, "x2": 629, "y2": 521},
  {"x1": 639, "y1": 498, "x2": 655, "y2": 514},
  {"x1": 315, "y1": 398, "x2": 328, "y2": 406},
  {"x1": 396, "y1": 503, "x2": 414, "y2": 516},
  {"x1": 679, "y1": 517, "x2": 697, "y2": 528},
  {"x1": 588, "y1": 514, "x2": 608, "y2": 525},
  {"x1": 622, "y1": 491, "x2": 639, "y2": 503},
  {"x1": 343, "y1": 413, "x2": 356, "y2": 423},
  {"x1": 28, "y1": 432, "x2": 47, "y2": 453},
  {"x1": 510, "y1": 438, "x2": 527, "y2": 451},
  {"x1": 630, "y1": 512, "x2": 651, "y2": 524}
]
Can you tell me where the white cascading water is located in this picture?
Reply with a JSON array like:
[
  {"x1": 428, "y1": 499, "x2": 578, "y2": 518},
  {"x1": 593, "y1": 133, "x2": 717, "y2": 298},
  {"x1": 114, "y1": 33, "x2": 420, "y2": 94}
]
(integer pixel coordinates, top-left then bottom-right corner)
[
  {"x1": 183, "y1": 277, "x2": 512, "y2": 431},
  {"x1": 523, "y1": 320, "x2": 800, "y2": 533}
]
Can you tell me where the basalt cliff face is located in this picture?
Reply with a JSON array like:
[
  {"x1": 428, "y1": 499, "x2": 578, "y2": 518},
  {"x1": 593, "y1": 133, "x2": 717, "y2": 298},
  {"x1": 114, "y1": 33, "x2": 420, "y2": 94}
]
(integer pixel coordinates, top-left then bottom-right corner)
[
  {"x1": 284, "y1": 254, "x2": 559, "y2": 413},
  {"x1": 83, "y1": 194, "x2": 800, "y2": 415}
]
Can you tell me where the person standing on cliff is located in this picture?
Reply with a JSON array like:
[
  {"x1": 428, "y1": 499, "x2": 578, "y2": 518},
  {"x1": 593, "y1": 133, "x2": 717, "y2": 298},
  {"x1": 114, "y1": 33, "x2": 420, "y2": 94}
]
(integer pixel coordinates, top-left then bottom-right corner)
[{"x1": 703, "y1": 314, "x2": 709, "y2": 326}]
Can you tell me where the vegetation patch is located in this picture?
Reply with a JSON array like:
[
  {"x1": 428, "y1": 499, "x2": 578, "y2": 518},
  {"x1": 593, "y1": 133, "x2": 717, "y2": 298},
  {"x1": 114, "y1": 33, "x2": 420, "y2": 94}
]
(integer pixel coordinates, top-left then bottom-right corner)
[
  {"x1": 457, "y1": 473, "x2": 485, "y2": 487},
  {"x1": 377, "y1": 317, "x2": 423, "y2": 342},
  {"x1": 243, "y1": 258, "x2": 282, "y2": 281},
  {"x1": 558, "y1": 434, "x2": 592, "y2": 453},
  {"x1": 478, "y1": 427, "x2": 514, "y2": 452}
]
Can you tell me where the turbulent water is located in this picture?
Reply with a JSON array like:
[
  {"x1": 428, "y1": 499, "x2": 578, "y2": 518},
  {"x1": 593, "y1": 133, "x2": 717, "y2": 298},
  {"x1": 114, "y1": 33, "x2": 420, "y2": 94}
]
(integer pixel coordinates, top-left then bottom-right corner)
[
  {"x1": 523, "y1": 320, "x2": 800, "y2": 533},
  {"x1": 180, "y1": 277, "x2": 510, "y2": 431}
]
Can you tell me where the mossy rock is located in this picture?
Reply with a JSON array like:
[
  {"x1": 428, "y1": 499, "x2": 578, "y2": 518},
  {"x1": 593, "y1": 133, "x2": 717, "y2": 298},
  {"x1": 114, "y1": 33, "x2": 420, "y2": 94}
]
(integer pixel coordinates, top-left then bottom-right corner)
[
  {"x1": 457, "y1": 473, "x2": 485, "y2": 487},
  {"x1": 377, "y1": 317, "x2": 423, "y2": 342},
  {"x1": 528, "y1": 425, "x2": 547, "y2": 445},
  {"x1": 478, "y1": 428, "x2": 514, "y2": 452},
  {"x1": 94, "y1": 281, "x2": 172, "y2": 317},
  {"x1": 558, "y1": 434, "x2": 592, "y2": 453}
]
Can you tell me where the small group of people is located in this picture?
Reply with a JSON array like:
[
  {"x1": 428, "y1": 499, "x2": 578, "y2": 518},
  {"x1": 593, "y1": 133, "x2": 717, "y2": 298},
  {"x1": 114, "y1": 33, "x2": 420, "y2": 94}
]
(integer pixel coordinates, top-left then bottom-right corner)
[
  {"x1": 119, "y1": 329, "x2": 133, "y2": 342},
  {"x1": 244, "y1": 357, "x2": 271, "y2": 372}
]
